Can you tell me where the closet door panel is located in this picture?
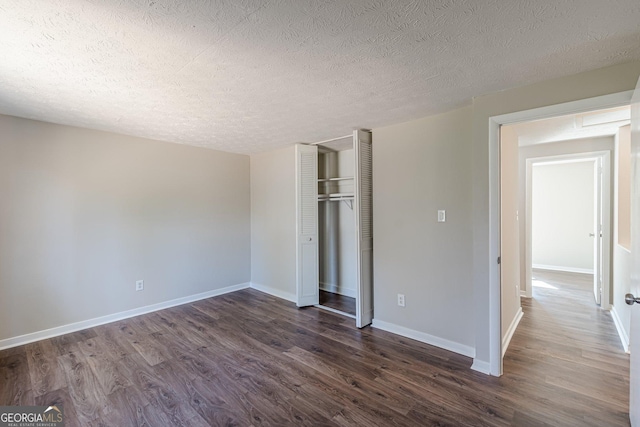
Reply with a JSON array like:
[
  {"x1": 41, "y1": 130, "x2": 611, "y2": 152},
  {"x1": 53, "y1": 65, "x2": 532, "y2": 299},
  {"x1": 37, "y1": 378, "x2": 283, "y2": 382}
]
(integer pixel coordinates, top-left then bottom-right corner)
[
  {"x1": 354, "y1": 130, "x2": 374, "y2": 327},
  {"x1": 295, "y1": 144, "x2": 319, "y2": 307}
]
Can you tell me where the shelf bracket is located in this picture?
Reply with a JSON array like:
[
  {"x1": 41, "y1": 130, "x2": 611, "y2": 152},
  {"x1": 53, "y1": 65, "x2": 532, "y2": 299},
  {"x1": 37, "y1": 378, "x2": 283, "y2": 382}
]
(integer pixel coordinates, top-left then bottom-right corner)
[{"x1": 342, "y1": 199, "x2": 353, "y2": 210}]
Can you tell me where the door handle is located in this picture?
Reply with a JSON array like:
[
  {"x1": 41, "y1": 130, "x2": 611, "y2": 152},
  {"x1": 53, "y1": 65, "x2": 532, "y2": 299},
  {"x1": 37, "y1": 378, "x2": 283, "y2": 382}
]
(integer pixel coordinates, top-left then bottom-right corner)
[{"x1": 625, "y1": 293, "x2": 640, "y2": 305}]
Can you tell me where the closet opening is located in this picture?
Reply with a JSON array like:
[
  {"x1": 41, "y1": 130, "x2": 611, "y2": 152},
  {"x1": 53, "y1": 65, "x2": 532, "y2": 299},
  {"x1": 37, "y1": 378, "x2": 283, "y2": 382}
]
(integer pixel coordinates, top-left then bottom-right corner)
[
  {"x1": 317, "y1": 136, "x2": 357, "y2": 317},
  {"x1": 295, "y1": 129, "x2": 373, "y2": 327}
]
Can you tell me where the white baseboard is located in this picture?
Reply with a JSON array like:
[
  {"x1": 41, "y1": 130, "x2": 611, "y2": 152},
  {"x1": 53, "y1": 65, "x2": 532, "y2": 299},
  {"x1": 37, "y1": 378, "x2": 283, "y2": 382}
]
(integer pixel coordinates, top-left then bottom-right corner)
[
  {"x1": 0, "y1": 282, "x2": 251, "y2": 351},
  {"x1": 470, "y1": 359, "x2": 491, "y2": 375},
  {"x1": 610, "y1": 305, "x2": 630, "y2": 353},
  {"x1": 371, "y1": 319, "x2": 475, "y2": 358},
  {"x1": 532, "y1": 264, "x2": 594, "y2": 275},
  {"x1": 502, "y1": 307, "x2": 524, "y2": 357},
  {"x1": 319, "y1": 282, "x2": 356, "y2": 298},
  {"x1": 250, "y1": 282, "x2": 296, "y2": 303}
]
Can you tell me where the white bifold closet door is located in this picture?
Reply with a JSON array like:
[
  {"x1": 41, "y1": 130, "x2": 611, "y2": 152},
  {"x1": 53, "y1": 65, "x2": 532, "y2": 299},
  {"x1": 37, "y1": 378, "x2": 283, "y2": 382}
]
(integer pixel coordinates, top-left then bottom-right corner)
[
  {"x1": 295, "y1": 132, "x2": 373, "y2": 329},
  {"x1": 354, "y1": 130, "x2": 373, "y2": 327},
  {"x1": 295, "y1": 144, "x2": 319, "y2": 307}
]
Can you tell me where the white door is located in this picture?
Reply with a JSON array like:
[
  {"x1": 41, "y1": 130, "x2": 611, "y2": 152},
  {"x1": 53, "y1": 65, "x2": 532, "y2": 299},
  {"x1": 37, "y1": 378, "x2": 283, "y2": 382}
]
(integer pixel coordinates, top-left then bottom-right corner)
[
  {"x1": 354, "y1": 130, "x2": 374, "y2": 327},
  {"x1": 295, "y1": 144, "x2": 319, "y2": 307},
  {"x1": 628, "y1": 76, "x2": 640, "y2": 425},
  {"x1": 594, "y1": 158, "x2": 603, "y2": 305}
]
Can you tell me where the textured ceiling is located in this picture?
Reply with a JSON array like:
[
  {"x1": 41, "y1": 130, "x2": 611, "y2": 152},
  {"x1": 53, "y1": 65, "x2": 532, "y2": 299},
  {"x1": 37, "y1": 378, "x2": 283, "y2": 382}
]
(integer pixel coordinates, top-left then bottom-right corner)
[
  {"x1": 510, "y1": 106, "x2": 630, "y2": 146},
  {"x1": 1, "y1": 0, "x2": 640, "y2": 154}
]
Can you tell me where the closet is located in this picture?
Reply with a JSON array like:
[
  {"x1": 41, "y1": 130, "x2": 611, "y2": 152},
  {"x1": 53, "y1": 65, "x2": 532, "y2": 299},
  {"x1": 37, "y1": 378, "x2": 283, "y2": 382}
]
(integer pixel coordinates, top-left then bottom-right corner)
[{"x1": 295, "y1": 129, "x2": 373, "y2": 328}]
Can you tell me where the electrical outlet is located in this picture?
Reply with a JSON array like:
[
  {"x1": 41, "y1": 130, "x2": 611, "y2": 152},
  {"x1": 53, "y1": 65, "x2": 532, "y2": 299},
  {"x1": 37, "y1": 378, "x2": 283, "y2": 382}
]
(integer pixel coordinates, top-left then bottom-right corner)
[
  {"x1": 136, "y1": 280, "x2": 144, "y2": 291},
  {"x1": 397, "y1": 293, "x2": 405, "y2": 307}
]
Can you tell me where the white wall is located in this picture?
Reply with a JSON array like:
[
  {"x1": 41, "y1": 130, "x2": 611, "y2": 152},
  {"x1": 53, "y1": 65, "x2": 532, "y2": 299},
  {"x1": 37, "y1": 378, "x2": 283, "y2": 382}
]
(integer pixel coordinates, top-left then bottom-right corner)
[
  {"x1": 372, "y1": 106, "x2": 475, "y2": 354},
  {"x1": 0, "y1": 114, "x2": 251, "y2": 342},
  {"x1": 531, "y1": 160, "x2": 595, "y2": 272},
  {"x1": 471, "y1": 60, "x2": 640, "y2": 367},
  {"x1": 250, "y1": 146, "x2": 297, "y2": 300}
]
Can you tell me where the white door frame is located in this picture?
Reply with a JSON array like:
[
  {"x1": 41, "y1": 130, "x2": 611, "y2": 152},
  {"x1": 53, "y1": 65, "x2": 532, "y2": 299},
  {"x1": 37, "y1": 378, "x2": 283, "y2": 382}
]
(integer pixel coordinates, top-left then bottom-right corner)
[
  {"x1": 488, "y1": 90, "x2": 633, "y2": 376},
  {"x1": 525, "y1": 152, "x2": 611, "y2": 309}
]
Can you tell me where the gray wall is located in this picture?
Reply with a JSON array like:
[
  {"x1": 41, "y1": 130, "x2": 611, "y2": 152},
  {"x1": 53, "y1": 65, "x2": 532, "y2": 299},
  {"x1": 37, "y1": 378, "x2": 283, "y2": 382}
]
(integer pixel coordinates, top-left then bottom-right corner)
[
  {"x1": 250, "y1": 146, "x2": 297, "y2": 300},
  {"x1": 372, "y1": 106, "x2": 475, "y2": 350},
  {"x1": 0, "y1": 115, "x2": 250, "y2": 341}
]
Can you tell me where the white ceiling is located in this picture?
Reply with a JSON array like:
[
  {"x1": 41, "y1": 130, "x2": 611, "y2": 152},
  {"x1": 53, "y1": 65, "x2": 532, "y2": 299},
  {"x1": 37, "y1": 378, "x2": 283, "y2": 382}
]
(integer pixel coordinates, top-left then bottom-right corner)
[
  {"x1": 1, "y1": 1, "x2": 639, "y2": 154},
  {"x1": 510, "y1": 105, "x2": 631, "y2": 146}
]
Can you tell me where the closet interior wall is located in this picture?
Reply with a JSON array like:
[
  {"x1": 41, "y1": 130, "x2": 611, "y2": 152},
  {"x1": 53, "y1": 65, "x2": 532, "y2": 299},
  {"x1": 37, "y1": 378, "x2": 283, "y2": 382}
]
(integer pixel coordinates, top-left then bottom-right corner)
[{"x1": 318, "y1": 146, "x2": 357, "y2": 299}]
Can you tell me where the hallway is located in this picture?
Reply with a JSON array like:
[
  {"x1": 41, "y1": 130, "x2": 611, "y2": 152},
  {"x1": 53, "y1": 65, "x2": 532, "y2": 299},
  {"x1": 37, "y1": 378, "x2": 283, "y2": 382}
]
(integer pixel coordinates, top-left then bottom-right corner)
[{"x1": 503, "y1": 269, "x2": 630, "y2": 425}]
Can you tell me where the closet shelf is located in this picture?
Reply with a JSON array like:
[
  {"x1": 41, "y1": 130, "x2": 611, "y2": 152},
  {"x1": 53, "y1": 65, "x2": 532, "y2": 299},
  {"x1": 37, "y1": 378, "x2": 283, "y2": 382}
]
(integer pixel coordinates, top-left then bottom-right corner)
[
  {"x1": 318, "y1": 193, "x2": 354, "y2": 201},
  {"x1": 318, "y1": 176, "x2": 354, "y2": 182}
]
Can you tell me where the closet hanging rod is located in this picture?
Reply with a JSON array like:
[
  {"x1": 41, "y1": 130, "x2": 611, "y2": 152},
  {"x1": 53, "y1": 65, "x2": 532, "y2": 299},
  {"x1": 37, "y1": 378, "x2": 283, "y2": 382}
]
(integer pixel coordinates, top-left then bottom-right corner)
[{"x1": 309, "y1": 134, "x2": 352, "y2": 145}]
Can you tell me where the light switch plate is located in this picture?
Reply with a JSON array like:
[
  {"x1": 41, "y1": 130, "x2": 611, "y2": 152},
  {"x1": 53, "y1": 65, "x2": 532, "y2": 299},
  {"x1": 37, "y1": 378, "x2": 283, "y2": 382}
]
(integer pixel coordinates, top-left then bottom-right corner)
[{"x1": 437, "y1": 210, "x2": 446, "y2": 222}]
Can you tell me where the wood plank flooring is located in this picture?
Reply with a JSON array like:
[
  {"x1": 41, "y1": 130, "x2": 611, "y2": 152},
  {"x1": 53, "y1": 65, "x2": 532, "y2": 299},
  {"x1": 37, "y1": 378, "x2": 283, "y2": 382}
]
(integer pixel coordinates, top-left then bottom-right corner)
[
  {"x1": 0, "y1": 272, "x2": 630, "y2": 426},
  {"x1": 319, "y1": 290, "x2": 356, "y2": 315},
  {"x1": 504, "y1": 269, "x2": 629, "y2": 426}
]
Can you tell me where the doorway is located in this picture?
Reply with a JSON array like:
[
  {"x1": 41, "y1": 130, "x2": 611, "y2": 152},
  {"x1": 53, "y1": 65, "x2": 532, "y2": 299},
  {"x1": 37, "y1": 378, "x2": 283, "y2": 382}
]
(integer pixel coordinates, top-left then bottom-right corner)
[
  {"x1": 528, "y1": 154, "x2": 610, "y2": 308},
  {"x1": 488, "y1": 91, "x2": 632, "y2": 376},
  {"x1": 317, "y1": 139, "x2": 358, "y2": 318},
  {"x1": 501, "y1": 111, "x2": 621, "y2": 355}
]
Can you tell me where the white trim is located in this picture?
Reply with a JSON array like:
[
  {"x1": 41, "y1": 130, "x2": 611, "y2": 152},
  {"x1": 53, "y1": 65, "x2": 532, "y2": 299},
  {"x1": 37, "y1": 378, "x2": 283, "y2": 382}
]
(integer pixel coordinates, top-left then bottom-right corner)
[
  {"x1": 617, "y1": 243, "x2": 632, "y2": 254},
  {"x1": 532, "y1": 264, "x2": 595, "y2": 275},
  {"x1": 314, "y1": 304, "x2": 356, "y2": 319},
  {"x1": 489, "y1": 89, "x2": 633, "y2": 376},
  {"x1": 471, "y1": 359, "x2": 491, "y2": 375},
  {"x1": 310, "y1": 134, "x2": 352, "y2": 145},
  {"x1": 610, "y1": 306, "x2": 630, "y2": 353},
  {"x1": 0, "y1": 282, "x2": 250, "y2": 350},
  {"x1": 492, "y1": 91, "x2": 634, "y2": 125},
  {"x1": 488, "y1": 114, "x2": 502, "y2": 376},
  {"x1": 371, "y1": 319, "x2": 475, "y2": 358},
  {"x1": 319, "y1": 282, "x2": 357, "y2": 298},
  {"x1": 525, "y1": 160, "x2": 534, "y2": 299},
  {"x1": 520, "y1": 291, "x2": 529, "y2": 298},
  {"x1": 250, "y1": 282, "x2": 297, "y2": 303},
  {"x1": 502, "y1": 307, "x2": 524, "y2": 357}
]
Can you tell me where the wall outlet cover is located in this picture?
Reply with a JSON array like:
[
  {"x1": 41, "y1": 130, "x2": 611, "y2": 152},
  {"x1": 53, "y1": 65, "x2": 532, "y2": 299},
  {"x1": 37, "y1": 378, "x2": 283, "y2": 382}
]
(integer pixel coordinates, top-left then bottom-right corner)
[{"x1": 397, "y1": 293, "x2": 405, "y2": 307}]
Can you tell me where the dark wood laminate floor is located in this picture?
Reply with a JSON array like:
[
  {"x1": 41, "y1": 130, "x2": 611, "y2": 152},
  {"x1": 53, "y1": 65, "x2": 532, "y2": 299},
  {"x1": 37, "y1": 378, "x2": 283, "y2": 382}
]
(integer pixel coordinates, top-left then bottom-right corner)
[
  {"x1": 0, "y1": 272, "x2": 630, "y2": 426},
  {"x1": 319, "y1": 290, "x2": 356, "y2": 316}
]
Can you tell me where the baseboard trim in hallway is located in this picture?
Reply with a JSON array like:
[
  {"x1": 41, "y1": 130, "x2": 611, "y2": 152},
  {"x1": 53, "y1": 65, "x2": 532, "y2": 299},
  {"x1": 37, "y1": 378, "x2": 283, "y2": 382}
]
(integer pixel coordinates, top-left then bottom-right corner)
[
  {"x1": 610, "y1": 305, "x2": 630, "y2": 353},
  {"x1": 502, "y1": 307, "x2": 523, "y2": 357}
]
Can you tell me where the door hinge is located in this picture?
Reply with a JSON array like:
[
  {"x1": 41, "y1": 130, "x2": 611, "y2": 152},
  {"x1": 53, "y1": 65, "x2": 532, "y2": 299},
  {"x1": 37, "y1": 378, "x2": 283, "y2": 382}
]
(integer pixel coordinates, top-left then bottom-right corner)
[{"x1": 497, "y1": 256, "x2": 501, "y2": 265}]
